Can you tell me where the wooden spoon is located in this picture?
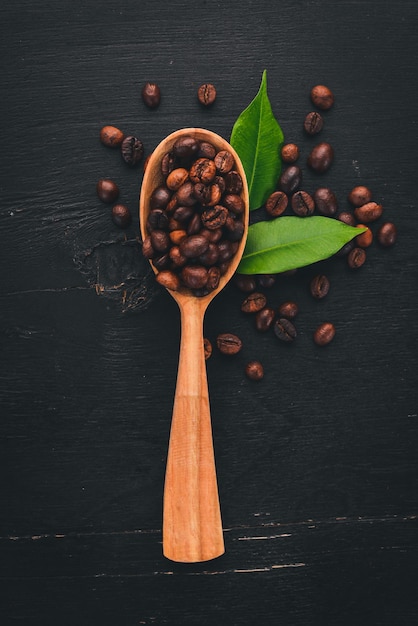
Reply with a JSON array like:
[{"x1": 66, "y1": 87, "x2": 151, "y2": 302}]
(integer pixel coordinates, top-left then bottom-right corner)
[{"x1": 139, "y1": 128, "x2": 249, "y2": 562}]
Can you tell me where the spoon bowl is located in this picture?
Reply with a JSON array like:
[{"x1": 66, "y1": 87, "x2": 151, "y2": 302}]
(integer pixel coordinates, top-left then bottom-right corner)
[{"x1": 140, "y1": 128, "x2": 249, "y2": 562}]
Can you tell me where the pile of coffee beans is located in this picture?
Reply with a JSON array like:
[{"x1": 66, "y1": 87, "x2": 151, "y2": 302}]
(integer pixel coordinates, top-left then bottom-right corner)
[{"x1": 141, "y1": 134, "x2": 246, "y2": 296}]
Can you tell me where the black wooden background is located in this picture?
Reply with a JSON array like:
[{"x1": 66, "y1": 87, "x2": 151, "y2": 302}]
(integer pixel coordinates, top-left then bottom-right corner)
[{"x1": 1, "y1": 1, "x2": 417, "y2": 624}]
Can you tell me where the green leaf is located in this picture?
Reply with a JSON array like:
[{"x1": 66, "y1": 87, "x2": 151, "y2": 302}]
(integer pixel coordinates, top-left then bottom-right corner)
[
  {"x1": 238, "y1": 216, "x2": 366, "y2": 274},
  {"x1": 230, "y1": 70, "x2": 284, "y2": 210}
]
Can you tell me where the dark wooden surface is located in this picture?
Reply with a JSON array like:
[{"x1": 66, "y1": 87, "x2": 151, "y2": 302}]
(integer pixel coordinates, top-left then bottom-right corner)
[{"x1": 1, "y1": 1, "x2": 417, "y2": 624}]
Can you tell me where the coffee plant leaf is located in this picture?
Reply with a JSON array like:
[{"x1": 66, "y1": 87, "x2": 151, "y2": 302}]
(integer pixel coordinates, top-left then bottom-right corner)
[
  {"x1": 230, "y1": 70, "x2": 284, "y2": 211},
  {"x1": 238, "y1": 216, "x2": 366, "y2": 274}
]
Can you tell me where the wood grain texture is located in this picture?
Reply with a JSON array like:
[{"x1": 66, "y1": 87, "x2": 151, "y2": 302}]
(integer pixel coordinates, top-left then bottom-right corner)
[{"x1": 1, "y1": 0, "x2": 418, "y2": 623}]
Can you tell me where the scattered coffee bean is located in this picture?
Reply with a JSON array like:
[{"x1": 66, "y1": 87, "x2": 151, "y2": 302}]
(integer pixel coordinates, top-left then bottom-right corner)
[
  {"x1": 100, "y1": 125, "x2": 124, "y2": 148},
  {"x1": 313, "y1": 322, "x2": 336, "y2": 346},
  {"x1": 310, "y1": 85, "x2": 334, "y2": 110},
  {"x1": 217, "y1": 333, "x2": 243, "y2": 355},
  {"x1": 257, "y1": 274, "x2": 276, "y2": 289},
  {"x1": 96, "y1": 178, "x2": 119, "y2": 203},
  {"x1": 241, "y1": 292, "x2": 267, "y2": 314},
  {"x1": 310, "y1": 274, "x2": 330, "y2": 299},
  {"x1": 197, "y1": 83, "x2": 217, "y2": 106},
  {"x1": 141, "y1": 82, "x2": 161, "y2": 109},
  {"x1": 255, "y1": 307, "x2": 275, "y2": 332},
  {"x1": 121, "y1": 136, "x2": 144, "y2": 165},
  {"x1": 291, "y1": 190, "x2": 315, "y2": 217},
  {"x1": 347, "y1": 247, "x2": 366, "y2": 269},
  {"x1": 348, "y1": 185, "x2": 372, "y2": 207},
  {"x1": 274, "y1": 318, "x2": 297, "y2": 342},
  {"x1": 204, "y1": 338, "x2": 212, "y2": 360},
  {"x1": 265, "y1": 190, "x2": 288, "y2": 217},
  {"x1": 354, "y1": 201, "x2": 383, "y2": 223},
  {"x1": 336, "y1": 240, "x2": 355, "y2": 257},
  {"x1": 245, "y1": 361, "x2": 264, "y2": 381},
  {"x1": 234, "y1": 274, "x2": 257, "y2": 292},
  {"x1": 304, "y1": 111, "x2": 324, "y2": 135},
  {"x1": 279, "y1": 165, "x2": 302, "y2": 194},
  {"x1": 307, "y1": 142, "x2": 334, "y2": 173},
  {"x1": 111, "y1": 204, "x2": 132, "y2": 228},
  {"x1": 281, "y1": 143, "x2": 300, "y2": 163},
  {"x1": 377, "y1": 222, "x2": 397, "y2": 247},
  {"x1": 313, "y1": 187, "x2": 338, "y2": 216},
  {"x1": 355, "y1": 224, "x2": 373, "y2": 248},
  {"x1": 338, "y1": 211, "x2": 356, "y2": 226},
  {"x1": 278, "y1": 301, "x2": 298, "y2": 318}
]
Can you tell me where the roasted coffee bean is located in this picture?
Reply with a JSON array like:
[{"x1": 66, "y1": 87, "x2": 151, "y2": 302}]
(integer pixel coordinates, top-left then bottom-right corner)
[
  {"x1": 199, "y1": 243, "x2": 219, "y2": 267},
  {"x1": 206, "y1": 266, "x2": 221, "y2": 290},
  {"x1": 213, "y1": 175, "x2": 226, "y2": 194},
  {"x1": 168, "y1": 218, "x2": 182, "y2": 231},
  {"x1": 121, "y1": 136, "x2": 144, "y2": 165},
  {"x1": 224, "y1": 170, "x2": 243, "y2": 194},
  {"x1": 347, "y1": 247, "x2": 366, "y2": 269},
  {"x1": 204, "y1": 338, "x2": 212, "y2": 360},
  {"x1": 179, "y1": 234, "x2": 209, "y2": 258},
  {"x1": 181, "y1": 265, "x2": 208, "y2": 289},
  {"x1": 281, "y1": 143, "x2": 299, "y2": 163},
  {"x1": 310, "y1": 274, "x2": 330, "y2": 299},
  {"x1": 348, "y1": 185, "x2": 372, "y2": 207},
  {"x1": 173, "y1": 205, "x2": 194, "y2": 222},
  {"x1": 278, "y1": 301, "x2": 298, "y2": 319},
  {"x1": 216, "y1": 333, "x2": 243, "y2": 355},
  {"x1": 214, "y1": 150, "x2": 234, "y2": 174},
  {"x1": 355, "y1": 224, "x2": 373, "y2": 248},
  {"x1": 96, "y1": 179, "x2": 119, "y2": 203},
  {"x1": 141, "y1": 236, "x2": 154, "y2": 259},
  {"x1": 291, "y1": 190, "x2": 315, "y2": 216},
  {"x1": 153, "y1": 253, "x2": 171, "y2": 270},
  {"x1": 310, "y1": 85, "x2": 334, "y2": 110},
  {"x1": 198, "y1": 142, "x2": 217, "y2": 159},
  {"x1": 201, "y1": 205, "x2": 228, "y2": 230},
  {"x1": 217, "y1": 240, "x2": 235, "y2": 263},
  {"x1": 187, "y1": 213, "x2": 203, "y2": 235},
  {"x1": 338, "y1": 211, "x2": 356, "y2": 226},
  {"x1": 313, "y1": 187, "x2": 338, "y2": 216},
  {"x1": 173, "y1": 135, "x2": 200, "y2": 160},
  {"x1": 265, "y1": 191, "x2": 288, "y2": 217},
  {"x1": 279, "y1": 165, "x2": 302, "y2": 194},
  {"x1": 150, "y1": 185, "x2": 171, "y2": 210},
  {"x1": 169, "y1": 229, "x2": 187, "y2": 245},
  {"x1": 241, "y1": 292, "x2": 267, "y2": 314},
  {"x1": 111, "y1": 204, "x2": 131, "y2": 228},
  {"x1": 245, "y1": 361, "x2": 264, "y2": 381},
  {"x1": 274, "y1": 317, "x2": 297, "y2": 342},
  {"x1": 354, "y1": 202, "x2": 383, "y2": 223},
  {"x1": 197, "y1": 83, "x2": 217, "y2": 106},
  {"x1": 166, "y1": 168, "x2": 189, "y2": 190},
  {"x1": 169, "y1": 245, "x2": 187, "y2": 268},
  {"x1": 377, "y1": 222, "x2": 397, "y2": 247},
  {"x1": 147, "y1": 209, "x2": 169, "y2": 230},
  {"x1": 223, "y1": 194, "x2": 245, "y2": 215},
  {"x1": 100, "y1": 125, "x2": 124, "y2": 148},
  {"x1": 161, "y1": 152, "x2": 176, "y2": 176},
  {"x1": 189, "y1": 158, "x2": 216, "y2": 184},
  {"x1": 176, "y1": 181, "x2": 197, "y2": 206},
  {"x1": 336, "y1": 240, "x2": 355, "y2": 257},
  {"x1": 203, "y1": 227, "x2": 223, "y2": 243},
  {"x1": 257, "y1": 274, "x2": 276, "y2": 289},
  {"x1": 141, "y1": 82, "x2": 161, "y2": 109},
  {"x1": 225, "y1": 217, "x2": 245, "y2": 242},
  {"x1": 307, "y1": 142, "x2": 334, "y2": 173},
  {"x1": 151, "y1": 230, "x2": 170, "y2": 253},
  {"x1": 234, "y1": 274, "x2": 257, "y2": 292},
  {"x1": 156, "y1": 270, "x2": 181, "y2": 291},
  {"x1": 255, "y1": 307, "x2": 276, "y2": 332},
  {"x1": 314, "y1": 322, "x2": 336, "y2": 346},
  {"x1": 304, "y1": 111, "x2": 324, "y2": 135}
]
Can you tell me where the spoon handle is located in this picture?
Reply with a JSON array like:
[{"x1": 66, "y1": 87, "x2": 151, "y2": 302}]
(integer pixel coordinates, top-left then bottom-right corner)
[{"x1": 163, "y1": 298, "x2": 224, "y2": 562}]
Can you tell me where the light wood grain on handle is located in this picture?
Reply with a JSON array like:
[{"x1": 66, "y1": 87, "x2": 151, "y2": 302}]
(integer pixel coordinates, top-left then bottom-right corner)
[{"x1": 163, "y1": 297, "x2": 224, "y2": 562}]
